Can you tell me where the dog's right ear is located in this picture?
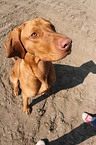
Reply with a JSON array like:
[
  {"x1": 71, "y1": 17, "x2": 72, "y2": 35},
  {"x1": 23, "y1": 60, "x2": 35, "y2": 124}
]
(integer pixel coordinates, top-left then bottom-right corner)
[{"x1": 4, "y1": 27, "x2": 26, "y2": 59}]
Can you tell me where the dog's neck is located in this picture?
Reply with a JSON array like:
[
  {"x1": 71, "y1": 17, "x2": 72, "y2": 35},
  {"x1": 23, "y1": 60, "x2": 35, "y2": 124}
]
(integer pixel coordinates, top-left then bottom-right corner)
[{"x1": 24, "y1": 52, "x2": 41, "y2": 65}]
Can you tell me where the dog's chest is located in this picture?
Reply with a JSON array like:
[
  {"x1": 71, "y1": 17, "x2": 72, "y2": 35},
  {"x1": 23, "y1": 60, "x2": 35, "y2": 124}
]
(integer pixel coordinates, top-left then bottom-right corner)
[
  {"x1": 20, "y1": 60, "x2": 50, "y2": 83},
  {"x1": 18, "y1": 60, "x2": 51, "y2": 96}
]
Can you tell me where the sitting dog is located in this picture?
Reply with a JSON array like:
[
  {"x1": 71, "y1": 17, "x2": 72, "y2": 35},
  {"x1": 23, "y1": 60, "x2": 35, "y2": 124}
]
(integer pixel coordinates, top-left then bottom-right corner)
[{"x1": 4, "y1": 18, "x2": 72, "y2": 115}]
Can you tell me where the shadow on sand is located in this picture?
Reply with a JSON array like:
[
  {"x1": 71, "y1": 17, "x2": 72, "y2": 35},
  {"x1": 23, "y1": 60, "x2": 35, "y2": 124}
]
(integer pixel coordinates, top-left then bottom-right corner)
[
  {"x1": 30, "y1": 60, "x2": 96, "y2": 144},
  {"x1": 49, "y1": 122, "x2": 96, "y2": 145},
  {"x1": 30, "y1": 60, "x2": 96, "y2": 106}
]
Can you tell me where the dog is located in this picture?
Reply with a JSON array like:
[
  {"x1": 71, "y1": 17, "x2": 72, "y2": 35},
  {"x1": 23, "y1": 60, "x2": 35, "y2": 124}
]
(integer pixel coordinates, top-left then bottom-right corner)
[{"x1": 4, "y1": 18, "x2": 72, "y2": 115}]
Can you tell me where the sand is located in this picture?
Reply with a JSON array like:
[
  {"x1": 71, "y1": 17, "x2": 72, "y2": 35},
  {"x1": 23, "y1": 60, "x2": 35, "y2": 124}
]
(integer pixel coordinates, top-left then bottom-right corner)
[{"x1": 0, "y1": 0, "x2": 96, "y2": 144}]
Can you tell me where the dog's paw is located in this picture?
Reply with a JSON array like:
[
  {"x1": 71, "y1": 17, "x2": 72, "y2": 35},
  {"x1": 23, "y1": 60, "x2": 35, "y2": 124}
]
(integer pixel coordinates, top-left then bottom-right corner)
[
  {"x1": 45, "y1": 89, "x2": 51, "y2": 96},
  {"x1": 23, "y1": 106, "x2": 31, "y2": 115},
  {"x1": 14, "y1": 87, "x2": 20, "y2": 95}
]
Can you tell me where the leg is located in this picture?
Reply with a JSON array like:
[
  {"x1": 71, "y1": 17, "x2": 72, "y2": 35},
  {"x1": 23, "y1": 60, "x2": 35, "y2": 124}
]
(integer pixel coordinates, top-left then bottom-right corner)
[
  {"x1": 47, "y1": 64, "x2": 56, "y2": 88},
  {"x1": 38, "y1": 64, "x2": 56, "y2": 95},
  {"x1": 22, "y1": 94, "x2": 31, "y2": 115},
  {"x1": 10, "y1": 70, "x2": 20, "y2": 95}
]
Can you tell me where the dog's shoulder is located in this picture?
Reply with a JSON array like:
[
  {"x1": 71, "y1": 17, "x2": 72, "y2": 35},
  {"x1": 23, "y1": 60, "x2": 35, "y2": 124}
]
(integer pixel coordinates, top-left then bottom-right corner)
[{"x1": 12, "y1": 58, "x2": 22, "y2": 76}]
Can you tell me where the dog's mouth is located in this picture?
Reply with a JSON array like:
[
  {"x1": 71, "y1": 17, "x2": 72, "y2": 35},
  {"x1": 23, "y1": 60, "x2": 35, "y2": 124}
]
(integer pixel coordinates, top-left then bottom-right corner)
[{"x1": 42, "y1": 41, "x2": 72, "y2": 61}]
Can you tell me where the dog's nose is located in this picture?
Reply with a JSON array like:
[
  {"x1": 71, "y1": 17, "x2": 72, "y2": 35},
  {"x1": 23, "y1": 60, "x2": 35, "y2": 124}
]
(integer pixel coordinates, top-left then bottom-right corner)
[{"x1": 59, "y1": 38, "x2": 72, "y2": 50}]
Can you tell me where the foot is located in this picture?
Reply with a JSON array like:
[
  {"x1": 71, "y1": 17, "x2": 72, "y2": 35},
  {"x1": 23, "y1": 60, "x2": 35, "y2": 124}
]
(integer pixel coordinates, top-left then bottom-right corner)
[
  {"x1": 82, "y1": 112, "x2": 96, "y2": 127},
  {"x1": 36, "y1": 139, "x2": 49, "y2": 145},
  {"x1": 36, "y1": 140, "x2": 46, "y2": 145},
  {"x1": 14, "y1": 86, "x2": 20, "y2": 95},
  {"x1": 45, "y1": 89, "x2": 51, "y2": 96},
  {"x1": 23, "y1": 106, "x2": 31, "y2": 115}
]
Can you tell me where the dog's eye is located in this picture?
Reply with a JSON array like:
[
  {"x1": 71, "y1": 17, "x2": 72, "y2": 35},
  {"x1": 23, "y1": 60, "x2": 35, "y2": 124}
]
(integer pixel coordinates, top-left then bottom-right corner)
[{"x1": 31, "y1": 32, "x2": 37, "y2": 37}]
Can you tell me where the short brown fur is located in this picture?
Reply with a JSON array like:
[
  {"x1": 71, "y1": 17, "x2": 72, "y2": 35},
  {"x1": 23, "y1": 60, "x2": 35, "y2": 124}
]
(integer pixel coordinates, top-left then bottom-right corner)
[{"x1": 4, "y1": 18, "x2": 72, "y2": 114}]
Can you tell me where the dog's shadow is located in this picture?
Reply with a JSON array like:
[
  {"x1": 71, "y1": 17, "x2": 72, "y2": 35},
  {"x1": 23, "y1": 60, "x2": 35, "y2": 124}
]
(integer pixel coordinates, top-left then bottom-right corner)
[
  {"x1": 31, "y1": 60, "x2": 96, "y2": 144},
  {"x1": 30, "y1": 60, "x2": 96, "y2": 107},
  {"x1": 53, "y1": 60, "x2": 96, "y2": 92}
]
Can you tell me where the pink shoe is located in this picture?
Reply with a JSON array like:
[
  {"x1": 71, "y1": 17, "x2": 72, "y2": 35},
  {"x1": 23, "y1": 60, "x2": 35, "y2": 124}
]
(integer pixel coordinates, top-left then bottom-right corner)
[
  {"x1": 82, "y1": 112, "x2": 96, "y2": 127},
  {"x1": 82, "y1": 113, "x2": 93, "y2": 126}
]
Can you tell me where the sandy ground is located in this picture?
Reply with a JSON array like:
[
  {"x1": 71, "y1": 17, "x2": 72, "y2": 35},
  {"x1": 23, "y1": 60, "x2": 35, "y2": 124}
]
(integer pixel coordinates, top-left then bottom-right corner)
[{"x1": 0, "y1": 0, "x2": 96, "y2": 144}]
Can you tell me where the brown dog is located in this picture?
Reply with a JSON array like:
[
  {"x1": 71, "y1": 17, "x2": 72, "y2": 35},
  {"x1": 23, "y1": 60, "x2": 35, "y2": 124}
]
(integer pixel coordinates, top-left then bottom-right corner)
[{"x1": 4, "y1": 18, "x2": 72, "y2": 115}]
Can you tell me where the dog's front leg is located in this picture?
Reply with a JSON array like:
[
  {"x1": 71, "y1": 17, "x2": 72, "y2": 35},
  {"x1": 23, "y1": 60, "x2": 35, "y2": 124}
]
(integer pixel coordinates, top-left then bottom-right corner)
[
  {"x1": 10, "y1": 70, "x2": 20, "y2": 96},
  {"x1": 22, "y1": 94, "x2": 31, "y2": 115}
]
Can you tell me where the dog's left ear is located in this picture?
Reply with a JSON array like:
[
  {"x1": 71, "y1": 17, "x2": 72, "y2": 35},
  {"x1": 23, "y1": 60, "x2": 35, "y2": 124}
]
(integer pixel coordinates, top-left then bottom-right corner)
[{"x1": 4, "y1": 27, "x2": 26, "y2": 58}]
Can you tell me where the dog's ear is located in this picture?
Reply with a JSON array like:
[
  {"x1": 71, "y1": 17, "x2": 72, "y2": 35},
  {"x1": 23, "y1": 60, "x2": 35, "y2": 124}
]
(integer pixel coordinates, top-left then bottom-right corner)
[{"x1": 4, "y1": 27, "x2": 26, "y2": 58}]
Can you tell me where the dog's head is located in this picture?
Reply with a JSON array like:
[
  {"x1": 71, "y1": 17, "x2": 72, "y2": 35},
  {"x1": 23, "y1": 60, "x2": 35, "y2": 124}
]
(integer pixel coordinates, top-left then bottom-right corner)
[{"x1": 4, "y1": 18, "x2": 72, "y2": 61}]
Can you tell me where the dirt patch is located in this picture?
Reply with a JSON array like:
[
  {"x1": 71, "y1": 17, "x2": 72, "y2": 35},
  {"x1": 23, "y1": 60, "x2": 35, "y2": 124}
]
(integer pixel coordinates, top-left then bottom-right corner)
[{"x1": 0, "y1": 0, "x2": 96, "y2": 144}]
